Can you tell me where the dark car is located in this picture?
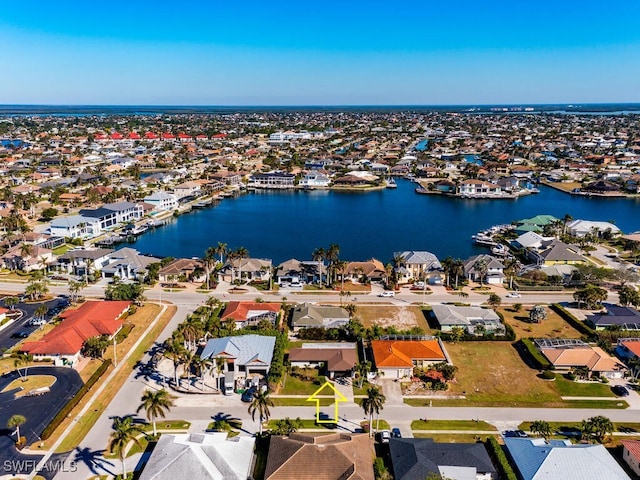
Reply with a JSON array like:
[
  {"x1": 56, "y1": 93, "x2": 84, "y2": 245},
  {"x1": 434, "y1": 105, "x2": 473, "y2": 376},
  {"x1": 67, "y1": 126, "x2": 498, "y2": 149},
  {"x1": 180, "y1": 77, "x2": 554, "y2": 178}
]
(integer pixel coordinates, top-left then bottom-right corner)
[
  {"x1": 241, "y1": 386, "x2": 257, "y2": 402},
  {"x1": 11, "y1": 331, "x2": 29, "y2": 339},
  {"x1": 504, "y1": 430, "x2": 528, "y2": 438},
  {"x1": 391, "y1": 427, "x2": 402, "y2": 438},
  {"x1": 612, "y1": 385, "x2": 630, "y2": 397}
]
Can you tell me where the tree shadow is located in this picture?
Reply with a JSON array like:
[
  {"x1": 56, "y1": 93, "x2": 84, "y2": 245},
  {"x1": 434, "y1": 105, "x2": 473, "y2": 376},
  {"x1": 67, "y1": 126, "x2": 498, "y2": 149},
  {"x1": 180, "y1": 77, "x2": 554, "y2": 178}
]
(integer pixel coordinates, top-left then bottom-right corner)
[
  {"x1": 210, "y1": 412, "x2": 245, "y2": 432},
  {"x1": 72, "y1": 447, "x2": 116, "y2": 476}
]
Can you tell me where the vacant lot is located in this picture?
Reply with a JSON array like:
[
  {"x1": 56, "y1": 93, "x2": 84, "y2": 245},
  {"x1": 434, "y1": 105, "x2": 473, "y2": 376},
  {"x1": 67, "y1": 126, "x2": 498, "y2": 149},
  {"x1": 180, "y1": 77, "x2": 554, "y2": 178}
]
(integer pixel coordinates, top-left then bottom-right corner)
[
  {"x1": 357, "y1": 306, "x2": 430, "y2": 331},
  {"x1": 499, "y1": 306, "x2": 582, "y2": 340}
]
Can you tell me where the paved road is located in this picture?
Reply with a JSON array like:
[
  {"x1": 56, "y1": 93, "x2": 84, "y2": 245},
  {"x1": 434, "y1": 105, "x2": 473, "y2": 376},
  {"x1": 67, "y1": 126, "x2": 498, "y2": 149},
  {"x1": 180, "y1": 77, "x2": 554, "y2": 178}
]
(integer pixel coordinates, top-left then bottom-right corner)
[{"x1": 0, "y1": 297, "x2": 68, "y2": 351}]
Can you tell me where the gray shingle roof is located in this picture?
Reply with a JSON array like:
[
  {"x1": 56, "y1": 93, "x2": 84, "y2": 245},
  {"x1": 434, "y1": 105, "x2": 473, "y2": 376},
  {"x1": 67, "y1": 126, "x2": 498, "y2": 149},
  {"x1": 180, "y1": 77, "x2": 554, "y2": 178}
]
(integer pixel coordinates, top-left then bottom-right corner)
[{"x1": 200, "y1": 334, "x2": 276, "y2": 368}]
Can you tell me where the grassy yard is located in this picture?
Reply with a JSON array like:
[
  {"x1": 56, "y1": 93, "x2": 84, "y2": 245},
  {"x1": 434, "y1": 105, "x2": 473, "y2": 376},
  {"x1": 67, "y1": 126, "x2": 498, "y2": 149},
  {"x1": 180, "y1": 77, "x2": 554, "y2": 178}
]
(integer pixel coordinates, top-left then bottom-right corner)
[
  {"x1": 50, "y1": 304, "x2": 174, "y2": 453},
  {"x1": 554, "y1": 376, "x2": 615, "y2": 397},
  {"x1": 52, "y1": 244, "x2": 72, "y2": 256},
  {"x1": 356, "y1": 305, "x2": 430, "y2": 332},
  {"x1": 413, "y1": 433, "x2": 501, "y2": 443},
  {"x1": 1, "y1": 375, "x2": 57, "y2": 397},
  {"x1": 278, "y1": 371, "x2": 326, "y2": 395},
  {"x1": 271, "y1": 397, "x2": 335, "y2": 407},
  {"x1": 411, "y1": 420, "x2": 496, "y2": 431},
  {"x1": 499, "y1": 306, "x2": 582, "y2": 340},
  {"x1": 266, "y1": 419, "x2": 333, "y2": 430}
]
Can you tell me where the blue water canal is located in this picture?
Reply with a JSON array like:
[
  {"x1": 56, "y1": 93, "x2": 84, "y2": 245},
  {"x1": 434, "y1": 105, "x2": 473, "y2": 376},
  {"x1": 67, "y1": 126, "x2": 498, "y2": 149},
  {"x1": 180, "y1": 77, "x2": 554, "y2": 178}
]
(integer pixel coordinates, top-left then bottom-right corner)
[{"x1": 129, "y1": 180, "x2": 640, "y2": 264}]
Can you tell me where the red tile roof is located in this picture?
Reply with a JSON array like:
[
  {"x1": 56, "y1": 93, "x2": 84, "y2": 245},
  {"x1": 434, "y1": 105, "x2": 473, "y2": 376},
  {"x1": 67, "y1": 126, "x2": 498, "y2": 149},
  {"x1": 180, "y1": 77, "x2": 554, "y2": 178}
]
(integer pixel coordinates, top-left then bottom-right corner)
[
  {"x1": 371, "y1": 340, "x2": 446, "y2": 368},
  {"x1": 127, "y1": 132, "x2": 141, "y2": 140},
  {"x1": 221, "y1": 301, "x2": 281, "y2": 321},
  {"x1": 22, "y1": 301, "x2": 131, "y2": 356},
  {"x1": 212, "y1": 133, "x2": 227, "y2": 138},
  {"x1": 621, "y1": 340, "x2": 640, "y2": 358},
  {"x1": 622, "y1": 440, "x2": 640, "y2": 461},
  {"x1": 145, "y1": 132, "x2": 158, "y2": 139},
  {"x1": 162, "y1": 133, "x2": 175, "y2": 139},
  {"x1": 110, "y1": 132, "x2": 123, "y2": 140}
]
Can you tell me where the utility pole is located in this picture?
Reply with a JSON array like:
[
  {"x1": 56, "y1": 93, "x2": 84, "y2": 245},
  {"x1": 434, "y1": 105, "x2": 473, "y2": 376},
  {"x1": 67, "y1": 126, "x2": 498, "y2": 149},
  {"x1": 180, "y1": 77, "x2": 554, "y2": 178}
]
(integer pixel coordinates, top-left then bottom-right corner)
[{"x1": 113, "y1": 336, "x2": 117, "y2": 367}]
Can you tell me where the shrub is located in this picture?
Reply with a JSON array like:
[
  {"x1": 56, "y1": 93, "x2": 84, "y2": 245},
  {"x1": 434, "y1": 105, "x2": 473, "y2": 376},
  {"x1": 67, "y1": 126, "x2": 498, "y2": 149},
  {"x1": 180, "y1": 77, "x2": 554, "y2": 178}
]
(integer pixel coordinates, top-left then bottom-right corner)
[
  {"x1": 519, "y1": 339, "x2": 553, "y2": 370},
  {"x1": 541, "y1": 370, "x2": 556, "y2": 380},
  {"x1": 485, "y1": 437, "x2": 518, "y2": 480}
]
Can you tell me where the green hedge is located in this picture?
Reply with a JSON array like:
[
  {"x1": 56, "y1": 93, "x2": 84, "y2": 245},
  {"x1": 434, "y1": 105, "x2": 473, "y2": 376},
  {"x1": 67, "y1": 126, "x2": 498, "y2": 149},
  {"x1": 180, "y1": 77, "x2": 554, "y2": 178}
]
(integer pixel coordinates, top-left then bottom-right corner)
[
  {"x1": 519, "y1": 338, "x2": 553, "y2": 370},
  {"x1": 485, "y1": 437, "x2": 518, "y2": 480},
  {"x1": 549, "y1": 303, "x2": 597, "y2": 339},
  {"x1": 41, "y1": 359, "x2": 112, "y2": 440}
]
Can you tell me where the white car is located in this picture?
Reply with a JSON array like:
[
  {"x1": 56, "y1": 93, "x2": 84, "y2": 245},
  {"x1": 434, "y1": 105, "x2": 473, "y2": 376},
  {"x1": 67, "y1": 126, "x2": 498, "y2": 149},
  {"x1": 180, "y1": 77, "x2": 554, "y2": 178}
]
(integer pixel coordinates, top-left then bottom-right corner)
[
  {"x1": 506, "y1": 292, "x2": 521, "y2": 298},
  {"x1": 379, "y1": 430, "x2": 391, "y2": 444},
  {"x1": 379, "y1": 291, "x2": 395, "y2": 297}
]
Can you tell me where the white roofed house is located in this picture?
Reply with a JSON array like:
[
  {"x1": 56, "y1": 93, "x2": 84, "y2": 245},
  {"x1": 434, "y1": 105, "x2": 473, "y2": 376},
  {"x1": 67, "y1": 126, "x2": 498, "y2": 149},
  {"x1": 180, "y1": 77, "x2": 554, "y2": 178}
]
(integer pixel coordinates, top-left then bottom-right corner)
[
  {"x1": 463, "y1": 254, "x2": 505, "y2": 285},
  {"x1": 458, "y1": 179, "x2": 502, "y2": 197},
  {"x1": 393, "y1": 251, "x2": 442, "y2": 285},
  {"x1": 199, "y1": 334, "x2": 276, "y2": 379},
  {"x1": 49, "y1": 214, "x2": 102, "y2": 239},
  {"x1": 78, "y1": 201, "x2": 144, "y2": 231},
  {"x1": 566, "y1": 219, "x2": 621, "y2": 238},
  {"x1": 298, "y1": 172, "x2": 331, "y2": 188},
  {"x1": 101, "y1": 247, "x2": 160, "y2": 281},
  {"x1": 217, "y1": 257, "x2": 272, "y2": 283},
  {"x1": 173, "y1": 180, "x2": 202, "y2": 199},
  {"x1": 55, "y1": 247, "x2": 114, "y2": 277},
  {"x1": 143, "y1": 191, "x2": 178, "y2": 212},
  {"x1": 431, "y1": 304, "x2": 506, "y2": 336}
]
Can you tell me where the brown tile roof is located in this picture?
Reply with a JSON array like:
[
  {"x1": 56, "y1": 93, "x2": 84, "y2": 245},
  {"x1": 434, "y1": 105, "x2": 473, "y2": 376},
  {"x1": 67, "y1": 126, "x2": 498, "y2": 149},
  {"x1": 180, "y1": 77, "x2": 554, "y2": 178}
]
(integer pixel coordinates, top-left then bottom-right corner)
[
  {"x1": 288, "y1": 348, "x2": 358, "y2": 372},
  {"x1": 541, "y1": 346, "x2": 626, "y2": 372},
  {"x1": 371, "y1": 340, "x2": 446, "y2": 368},
  {"x1": 265, "y1": 433, "x2": 374, "y2": 480}
]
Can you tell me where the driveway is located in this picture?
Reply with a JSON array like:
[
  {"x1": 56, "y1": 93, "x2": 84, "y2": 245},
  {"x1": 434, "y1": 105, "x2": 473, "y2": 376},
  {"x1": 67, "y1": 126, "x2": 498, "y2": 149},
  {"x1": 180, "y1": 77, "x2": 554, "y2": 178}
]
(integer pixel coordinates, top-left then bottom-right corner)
[{"x1": 0, "y1": 366, "x2": 83, "y2": 479}]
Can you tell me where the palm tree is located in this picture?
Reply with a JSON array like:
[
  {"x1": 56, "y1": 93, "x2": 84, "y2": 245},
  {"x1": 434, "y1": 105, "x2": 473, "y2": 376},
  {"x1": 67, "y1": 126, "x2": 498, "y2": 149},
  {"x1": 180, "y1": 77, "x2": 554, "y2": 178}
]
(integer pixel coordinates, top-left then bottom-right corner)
[
  {"x1": 248, "y1": 390, "x2": 274, "y2": 435},
  {"x1": 451, "y1": 258, "x2": 465, "y2": 289},
  {"x1": 215, "y1": 357, "x2": 226, "y2": 390},
  {"x1": 164, "y1": 339, "x2": 186, "y2": 386},
  {"x1": 530, "y1": 420, "x2": 552, "y2": 440},
  {"x1": 472, "y1": 257, "x2": 488, "y2": 286},
  {"x1": 503, "y1": 257, "x2": 521, "y2": 290},
  {"x1": 109, "y1": 416, "x2": 145, "y2": 478},
  {"x1": 355, "y1": 360, "x2": 371, "y2": 388},
  {"x1": 35, "y1": 304, "x2": 47, "y2": 320},
  {"x1": 326, "y1": 243, "x2": 340, "y2": 285},
  {"x1": 203, "y1": 246, "x2": 217, "y2": 289},
  {"x1": 193, "y1": 355, "x2": 213, "y2": 390},
  {"x1": 359, "y1": 386, "x2": 386, "y2": 436},
  {"x1": 215, "y1": 242, "x2": 228, "y2": 265},
  {"x1": 137, "y1": 389, "x2": 176, "y2": 436},
  {"x1": 3, "y1": 296, "x2": 19, "y2": 310},
  {"x1": 312, "y1": 247, "x2": 326, "y2": 286},
  {"x1": 14, "y1": 353, "x2": 31, "y2": 380},
  {"x1": 7, "y1": 414, "x2": 26, "y2": 441},
  {"x1": 233, "y1": 247, "x2": 249, "y2": 283}
]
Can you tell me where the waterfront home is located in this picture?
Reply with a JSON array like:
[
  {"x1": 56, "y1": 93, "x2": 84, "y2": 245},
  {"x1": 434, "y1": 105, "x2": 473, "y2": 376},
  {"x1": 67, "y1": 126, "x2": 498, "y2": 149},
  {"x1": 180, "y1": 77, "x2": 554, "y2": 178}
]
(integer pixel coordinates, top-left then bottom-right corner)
[
  {"x1": 101, "y1": 247, "x2": 160, "y2": 281},
  {"x1": 457, "y1": 179, "x2": 502, "y2": 197},
  {"x1": 342, "y1": 258, "x2": 386, "y2": 283},
  {"x1": 217, "y1": 257, "x2": 272, "y2": 283},
  {"x1": 389, "y1": 438, "x2": 497, "y2": 480},
  {"x1": 431, "y1": 305, "x2": 505, "y2": 336},
  {"x1": 138, "y1": 432, "x2": 255, "y2": 480},
  {"x1": 291, "y1": 303, "x2": 350, "y2": 330},
  {"x1": 21, "y1": 300, "x2": 131, "y2": 367},
  {"x1": 221, "y1": 301, "x2": 281, "y2": 329},
  {"x1": 433, "y1": 179, "x2": 456, "y2": 193},
  {"x1": 249, "y1": 171, "x2": 295, "y2": 188},
  {"x1": 504, "y1": 438, "x2": 630, "y2": 480},
  {"x1": 199, "y1": 334, "x2": 276, "y2": 377},
  {"x1": 566, "y1": 219, "x2": 621, "y2": 238},
  {"x1": 584, "y1": 179, "x2": 622, "y2": 193},
  {"x1": 265, "y1": 433, "x2": 374, "y2": 480},
  {"x1": 514, "y1": 215, "x2": 558, "y2": 234},
  {"x1": 55, "y1": 247, "x2": 114, "y2": 278},
  {"x1": 158, "y1": 258, "x2": 204, "y2": 283},
  {"x1": 588, "y1": 305, "x2": 640, "y2": 331},
  {"x1": 288, "y1": 343, "x2": 357, "y2": 378},
  {"x1": 393, "y1": 251, "x2": 442, "y2": 284},
  {"x1": 298, "y1": 172, "x2": 331, "y2": 188},
  {"x1": 173, "y1": 180, "x2": 202, "y2": 199},
  {"x1": 534, "y1": 338, "x2": 626, "y2": 378},
  {"x1": 462, "y1": 254, "x2": 505, "y2": 285},
  {"x1": 78, "y1": 201, "x2": 144, "y2": 231},
  {"x1": 208, "y1": 171, "x2": 242, "y2": 186},
  {"x1": 144, "y1": 191, "x2": 179, "y2": 212},
  {"x1": 371, "y1": 338, "x2": 449, "y2": 379},
  {"x1": 275, "y1": 258, "x2": 326, "y2": 285},
  {"x1": 532, "y1": 239, "x2": 586, "y2": 266}
]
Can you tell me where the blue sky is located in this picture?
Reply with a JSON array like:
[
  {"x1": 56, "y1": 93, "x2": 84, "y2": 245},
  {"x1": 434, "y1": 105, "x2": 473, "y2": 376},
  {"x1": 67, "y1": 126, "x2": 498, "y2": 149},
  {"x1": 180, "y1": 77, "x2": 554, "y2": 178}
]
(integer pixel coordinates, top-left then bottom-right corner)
[{"x1": 1, "y1": 1, "x2": 639, "y2": 105}]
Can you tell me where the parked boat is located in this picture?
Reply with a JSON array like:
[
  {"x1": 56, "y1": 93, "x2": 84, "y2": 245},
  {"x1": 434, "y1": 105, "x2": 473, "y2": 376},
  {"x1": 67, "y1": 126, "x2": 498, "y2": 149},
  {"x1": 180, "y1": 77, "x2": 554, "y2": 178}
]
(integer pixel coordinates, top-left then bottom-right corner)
[
  {"x1": 415, "y1": 186, "x2": 429, "y2": 195},
  {"x1": 491, "y1": 244, "x2": 509, "y2": 256},
  {"x1": 385, "y1": 178, "x2": 397, "y2": 189}
]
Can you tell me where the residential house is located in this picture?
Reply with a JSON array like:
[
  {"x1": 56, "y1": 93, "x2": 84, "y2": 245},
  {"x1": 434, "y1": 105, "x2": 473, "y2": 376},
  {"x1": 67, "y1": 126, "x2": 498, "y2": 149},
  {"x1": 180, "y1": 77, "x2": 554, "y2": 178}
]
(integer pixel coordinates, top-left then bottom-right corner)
[
  {"x1": 220, "y1": 301, "x2": 281, "y2": 329},
  {"x1": 138, "y1": 432, "x2": 255, "y2": 480},
  {"x1": 50, "y1": 215, "x2": 103, "y2": 239},
  {"x1": 158, "y1": 258, "x2": 204, "y2": 283},
  {"x1": 250, "y1": 172, "x2": 296, "y2": 188},
  {"x1": 463, "y1": 254, "x2": 505, "y2": 284},
  {"x1": 288, "y1": 343, "x2": 358, "y2": 379},
  {"x1": 535, "y1": 338, "x2": 627, "y2": 378},
  {"x1": 371, "y1": 338, "x2": 449, "y2": 379},
  {"x1": 393, "y1": 251, "x2": 442, "y2": 284},
  {"x1": 78, "y1": 201, "x2": 144, "y2": 231},
  {"x1": 209, "y1": 171, "x2": 242, "y2": 186},
  {"x1": 143, "y1": 191, "x2": 179, "y2": 212},
  {"x1": 298, "y1": 172, "x2": 331, "y2": 188},
  {"x1": 566, "y1": 219, "x2": 621, "y2": 238},
  {"x1": 504, "y1": 437, "x2": 630, "y2": 480},
  {"x1": 217, "y1": 257, "x2": 272, "y2": 283},
  {"x1": 101, "y1": 247, "x2": 160, "y2": 281},
  {"x1": 342, "y1": 258, "x2": 386, "y2": 283},
  {"x1": 56, "y1": 247, "x2": 114, "y2": 277},
  {"x1": 291, "y1": 303, "x2": 350, "y2": 330},
  {"x1": 275, "y1": 258, "x2": 326, "y2": 285},
  {"x1": 21, "y1": 300, "x2": 131, "y2": 366},
  {"x1": 458, "y1": 179, "x2": 502, "y2": 197},
  {"x1": 588, "y1": 305, "x2": 640, "y2": 331},
  {"x1": 390, "y1": 438, "x2": 497, "y2": 480},
  {"x1": 431, "y1": 305, "x2": 506, "y2": 336},
  {"x1": 199, "y1": 334, "x2": 276, "y2": 378},
  {"x1": 622, "y1": 440, "x2": 640, "y2": 477},
  {"x1": 1, "y1": 244, "x2": 53, "y2": 272},
  {"x1": 513, "y1": 215, "x2": 559, "y2": 235},
  {"x1": 264, "y1": 433, "x2": 374, "y2": 480},
  {"x1": 616, "y1": 338, "x2": 640, "y2": 361},
  {"x1": 173, "y1": 180, "x2": 202, "y2": 199}
]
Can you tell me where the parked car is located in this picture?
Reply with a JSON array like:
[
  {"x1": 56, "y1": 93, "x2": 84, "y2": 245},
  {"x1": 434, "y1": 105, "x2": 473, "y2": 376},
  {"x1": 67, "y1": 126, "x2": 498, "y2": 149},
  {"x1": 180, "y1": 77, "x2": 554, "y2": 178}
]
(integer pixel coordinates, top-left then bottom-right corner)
[
  {"x1": 379, "y1": 430, "x2": 391, "y2": 443},
  {"x1": 379, "y1": 291, "x2": 395, "y2": 298},
  {"x1": 612, "y1": 385, "x2": 630, "y2": 397},
  {"x1": 11, "y1": 331, "x2": 29, "y2": 339},
  {"x1": 391, "y1": 427, "x2": 402, "y2": 438},
  {"x1": 504, "y1": 430, "x2": 528, "y2": 438},
  {"x1": 506, "y1": 292, "x2": 521, "y2": 298},
  {"x1": 241, "y1": 386, "x2": 257, "y2": 402}
]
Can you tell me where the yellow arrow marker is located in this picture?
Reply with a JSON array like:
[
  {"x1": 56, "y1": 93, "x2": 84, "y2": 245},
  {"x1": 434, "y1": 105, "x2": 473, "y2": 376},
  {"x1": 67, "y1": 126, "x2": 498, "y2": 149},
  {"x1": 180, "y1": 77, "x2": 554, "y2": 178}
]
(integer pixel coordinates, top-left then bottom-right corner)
[{"x1": 306, "y1": 380, "x2": 348, "y2": 424}]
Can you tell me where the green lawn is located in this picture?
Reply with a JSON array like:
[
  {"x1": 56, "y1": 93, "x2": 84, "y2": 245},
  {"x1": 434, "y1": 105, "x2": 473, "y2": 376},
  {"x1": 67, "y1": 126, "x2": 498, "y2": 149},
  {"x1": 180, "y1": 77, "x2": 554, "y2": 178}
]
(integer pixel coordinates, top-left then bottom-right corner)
[
  {"x1": 519, "y1": 421, "x2": 640, "y2": 434},
  {"x1": 411, "y1": 420, "x2": 496, "y2": 431},
  {"x1": 554, "y1": 376, "x2": 615, "y2": 397},
  {"x1": 404, "y1": 398, "x2": 629, "y2": 409},
  {"x1": 52, "y1": 244, "x2": 72, "y2": 256},
  {"x1": 413, "y1": 433, "x2": 500, "y2": 443},
  {"x1": 266, "y1": 419, "x2": 333, "y2": 430},
  {"x1": 279, "y1": 373, "x2": 327, "y2": 395},
  {"x1": 271, "y1": 397, "x2": 335, "y2": 407}
]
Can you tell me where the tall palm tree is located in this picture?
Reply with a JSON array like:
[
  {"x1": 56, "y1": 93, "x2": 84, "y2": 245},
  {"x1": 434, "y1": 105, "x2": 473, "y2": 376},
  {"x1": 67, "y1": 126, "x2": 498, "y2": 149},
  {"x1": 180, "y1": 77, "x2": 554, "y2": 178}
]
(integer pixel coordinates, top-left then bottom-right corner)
[
  {"x1": 203, "y1": 246, "x2": 217, "y2": 289},
  {"x1": 193, "y1": 356, "x2": 213, "y2": 390},
  {"x1": 248, "y1": 390, "x2": 274, "y2": 435},
  {"x1": 312, "y1": 247, "x2": 326, "y2": 286},
  {"x1": 503, "y1": 257, "x2": 521, "y2": 290},
  {"x1": 326, "y1": 243, "x2": 340, "y2": 285},
  {"x1": 7, "y1": 414, "x2": 26, "y2": 441},
  {"x1": 215, "y1": 242, "x2": 228, "y2": 265},
  {"x1": 472, "y1": 257, "x2": 488, "y2": 286},
  {"x1": 14, "y1": 353, "x2": 31, "y2": 381},
  {"x1": 451, "y1": 258, "x2": 465, "y2": 289},
  {"x1": 109, "y1": 416, "x2": 145, "y2": 478},
  {"x1": 355, "y1": 360, "x2": 371, "y2": 388},
  {"x1": 359, "y1": 386, "x2": 386, "y2": 436},
  {"x1": 164, "y1": 339, "x2": 186, "y2": 386},
  {"x1": 234, "y1": 247, "x2": 249, "y2": 282},
  {"x1": 137, "y1": 389, "x2": 176, "y2": 436}
]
